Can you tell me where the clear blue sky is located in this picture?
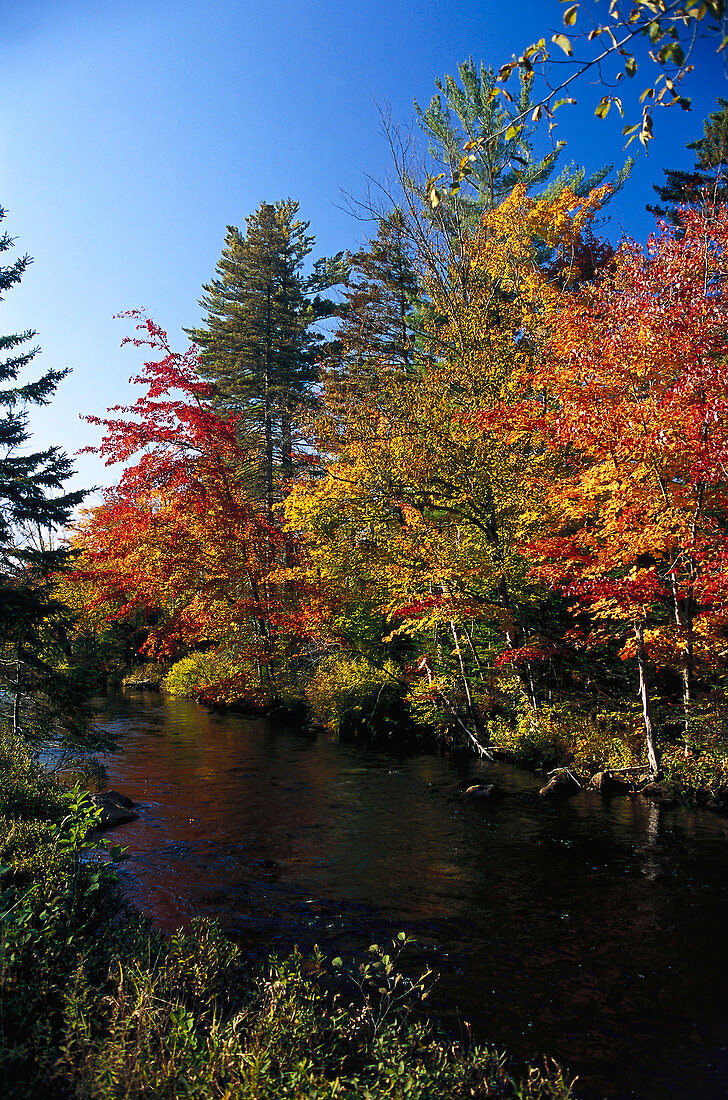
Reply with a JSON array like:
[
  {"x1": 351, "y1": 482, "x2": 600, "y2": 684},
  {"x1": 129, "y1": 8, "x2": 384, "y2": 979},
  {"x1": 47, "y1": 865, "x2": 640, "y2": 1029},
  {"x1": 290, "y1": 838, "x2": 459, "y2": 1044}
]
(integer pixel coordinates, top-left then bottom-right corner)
[{"x1": 1, "y1": 0, "x2": 726, "y2": 498}]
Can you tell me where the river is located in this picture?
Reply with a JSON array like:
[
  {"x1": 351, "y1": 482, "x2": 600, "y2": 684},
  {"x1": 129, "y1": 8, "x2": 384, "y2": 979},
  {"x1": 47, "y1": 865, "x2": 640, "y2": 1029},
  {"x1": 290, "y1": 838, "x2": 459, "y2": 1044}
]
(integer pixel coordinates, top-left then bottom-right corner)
[{"x1": 98, "y1": 692, "x2": 728, "y2": 1099}]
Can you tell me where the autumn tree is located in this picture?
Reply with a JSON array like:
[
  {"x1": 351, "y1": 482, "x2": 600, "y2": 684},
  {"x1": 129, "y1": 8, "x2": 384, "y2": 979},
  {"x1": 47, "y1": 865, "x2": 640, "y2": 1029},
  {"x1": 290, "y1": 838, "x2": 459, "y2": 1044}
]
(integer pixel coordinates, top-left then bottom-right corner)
[
  {"x1": 504, "y1": 205, "x2": 728, "y2": 774},
  {"x1": 287, "y1": 183, "x2": 610, "y2": 745},
  {"x1": 184, "y1": 200, "x2": 343, "y2": 515},
  {"x1": 77, "y1": 314, "x2": 299, "y2": 705},
  {"x1": 440, "y1": 2, "x2": 726, "y2": 205}
]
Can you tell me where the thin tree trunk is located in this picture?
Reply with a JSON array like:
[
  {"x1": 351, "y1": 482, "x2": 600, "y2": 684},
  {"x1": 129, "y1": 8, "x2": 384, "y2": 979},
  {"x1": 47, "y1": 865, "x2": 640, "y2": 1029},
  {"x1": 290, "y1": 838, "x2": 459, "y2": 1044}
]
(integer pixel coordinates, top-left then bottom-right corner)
[
  {"x1": 12, "y1": 657, "x2": 21, "y2": 738},
  {"x1": 670, "y1": 571, "x2": 695, "y2": 755},
  {"x1": 449, "y1": 619, "x2": 476, "y2": 730},
  {"x1": 636, "y1": 621, "x2": 661, "y2": 776},
  {"x1": 281, "y1": 410, "x2": 293, "y2": 476}
]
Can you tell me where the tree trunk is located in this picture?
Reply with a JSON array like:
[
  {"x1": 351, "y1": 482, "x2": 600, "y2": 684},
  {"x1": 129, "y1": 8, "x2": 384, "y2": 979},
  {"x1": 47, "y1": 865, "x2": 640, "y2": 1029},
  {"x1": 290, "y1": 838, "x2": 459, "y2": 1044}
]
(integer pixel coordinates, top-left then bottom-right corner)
[
  {"x1": 636, "y1": 621, "x2": 661, "y2": 776},
  {"x1": 264, "y1": 286, "x2": 275, "y2": 519},
  {"x1": 670, "y1": 571, "x2": 694, "y2": 754},
  {"x1": 449, "y1": 619, "x2": 477, "y2": 730},
  {"x1": 12, "y1": 657, "x2": 21, "y2": 738}
]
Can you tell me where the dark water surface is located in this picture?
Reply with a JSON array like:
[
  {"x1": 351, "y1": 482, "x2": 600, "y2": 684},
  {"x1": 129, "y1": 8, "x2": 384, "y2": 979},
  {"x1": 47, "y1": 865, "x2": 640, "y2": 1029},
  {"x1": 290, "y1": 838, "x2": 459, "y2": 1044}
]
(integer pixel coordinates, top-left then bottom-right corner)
[{"x1": 99, "y1": 693, "x2": 728, "y2": 1099}]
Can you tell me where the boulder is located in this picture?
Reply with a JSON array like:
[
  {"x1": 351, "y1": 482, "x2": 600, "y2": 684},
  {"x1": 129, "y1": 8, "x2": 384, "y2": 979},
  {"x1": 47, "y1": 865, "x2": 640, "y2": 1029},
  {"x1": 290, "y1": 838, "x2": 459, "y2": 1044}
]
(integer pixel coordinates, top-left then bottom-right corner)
[
  {"x1": 92, "y1": 790, "x2": 139, "y2": 830},
  {"x1": 538, "y1": 770, "x2": 580, "y2": 799},
  {"x1": 639, "y1": 782, "x2": 676, "y2": 808},
  {"x1": 589, "y1": 771, "x2": 631, "y2": 796},
  {"x1": 464, "y1": 783, "x2": 502, "y2": 800}
]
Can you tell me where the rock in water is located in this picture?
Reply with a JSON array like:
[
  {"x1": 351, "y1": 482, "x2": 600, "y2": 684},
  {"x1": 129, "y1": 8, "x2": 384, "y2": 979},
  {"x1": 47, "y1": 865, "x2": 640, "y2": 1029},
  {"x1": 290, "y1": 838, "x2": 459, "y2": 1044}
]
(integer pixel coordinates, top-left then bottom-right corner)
[
  {"x1": 538, "y1": 771, "x2": 580, "y2": 799},
  {"x1": 589, "y1": 771, "x2": 631, "y2": 796},
  {"x1": 639, "y1": 782, "x2": 676, "y2": 808},
  {"x1": 92, "y1": 790, "x2": 139, "y2": 829},
  {"x1": 464, "y1": 783, "x2": 501, "y2": 800}
]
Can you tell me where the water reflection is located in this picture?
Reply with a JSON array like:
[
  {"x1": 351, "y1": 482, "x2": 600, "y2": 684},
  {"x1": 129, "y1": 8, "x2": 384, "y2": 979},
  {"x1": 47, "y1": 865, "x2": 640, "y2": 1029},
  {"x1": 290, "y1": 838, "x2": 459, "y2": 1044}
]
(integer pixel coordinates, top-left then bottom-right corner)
[{"x1": 100, "y1": 694, "x2": 728, "y2": 1099}]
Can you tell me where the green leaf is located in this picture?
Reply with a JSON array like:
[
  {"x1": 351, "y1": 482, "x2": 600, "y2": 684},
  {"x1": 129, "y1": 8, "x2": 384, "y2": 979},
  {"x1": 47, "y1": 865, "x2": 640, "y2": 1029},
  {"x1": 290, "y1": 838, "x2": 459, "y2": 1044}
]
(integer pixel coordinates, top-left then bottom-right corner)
[
  {"x1": 595, "y1": 96, "x2": 611, "y2": 119},
  {"x1": 504, "y1": 123, "x2": 523, "y2": 141},
  {"x1": 625, "y1": 56, "x2": 637, "y2": 77},
  {"x1": 552, "y1": 32, "x2": 573, "y2": 56},
  {"x1": 563, "y1": 4, "x2": 578, "y2": 25},
  {"x1": 331, "y1": 957, "x2": 343, "y2": 968}
]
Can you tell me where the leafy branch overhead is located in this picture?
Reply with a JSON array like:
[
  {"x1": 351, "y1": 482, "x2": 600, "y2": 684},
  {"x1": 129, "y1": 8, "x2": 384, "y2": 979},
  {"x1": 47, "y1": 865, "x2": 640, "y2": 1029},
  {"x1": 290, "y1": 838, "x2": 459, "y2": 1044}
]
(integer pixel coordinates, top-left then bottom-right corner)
[{"x1": 431, "y1": 0, "x2": 727, "y2": 206}]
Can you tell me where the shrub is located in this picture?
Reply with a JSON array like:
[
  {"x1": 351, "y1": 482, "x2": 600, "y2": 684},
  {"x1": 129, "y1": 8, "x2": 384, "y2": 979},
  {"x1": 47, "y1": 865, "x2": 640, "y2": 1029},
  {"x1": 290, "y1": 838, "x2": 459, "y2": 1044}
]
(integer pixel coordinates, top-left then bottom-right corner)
[
  {"x1": 486, "y1": 702, "x2": 642, "y2": 776},
  {"x1": 121, "y1": 662, "x2": 166, "y2": 688},
  {"x1": 305, "y1": 653, "x2": 410, "y2": 739}
]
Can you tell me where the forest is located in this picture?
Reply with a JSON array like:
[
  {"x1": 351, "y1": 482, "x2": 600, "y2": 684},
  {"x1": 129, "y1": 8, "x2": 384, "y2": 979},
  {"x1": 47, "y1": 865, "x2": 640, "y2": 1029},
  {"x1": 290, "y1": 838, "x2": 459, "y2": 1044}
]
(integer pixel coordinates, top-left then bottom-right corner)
[
  {"x1": 56, "y1": 82, "x2": 728, "y2": 802},
  {"x1": 2, "y1": 2, "x2": 728, "y2": 1095}
]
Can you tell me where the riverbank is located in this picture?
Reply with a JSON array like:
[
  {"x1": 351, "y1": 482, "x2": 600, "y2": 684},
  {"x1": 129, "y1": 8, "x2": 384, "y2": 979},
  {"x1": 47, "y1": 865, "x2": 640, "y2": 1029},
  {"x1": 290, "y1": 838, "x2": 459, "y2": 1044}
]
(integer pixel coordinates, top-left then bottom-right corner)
[
  {"x1": 0, "y1": 725, "x2": 575, "y2": 1099},
  {"x1": 118, "y1": 657, "x2": 728, "y2": 809}
]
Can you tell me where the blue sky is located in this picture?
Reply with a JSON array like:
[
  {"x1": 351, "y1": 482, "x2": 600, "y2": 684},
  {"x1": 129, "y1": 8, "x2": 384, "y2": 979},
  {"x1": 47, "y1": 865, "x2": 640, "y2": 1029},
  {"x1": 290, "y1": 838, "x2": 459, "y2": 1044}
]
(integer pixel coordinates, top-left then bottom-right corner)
[{"x1": 1, "y1": 0, "x2": 726, "y2": 498}]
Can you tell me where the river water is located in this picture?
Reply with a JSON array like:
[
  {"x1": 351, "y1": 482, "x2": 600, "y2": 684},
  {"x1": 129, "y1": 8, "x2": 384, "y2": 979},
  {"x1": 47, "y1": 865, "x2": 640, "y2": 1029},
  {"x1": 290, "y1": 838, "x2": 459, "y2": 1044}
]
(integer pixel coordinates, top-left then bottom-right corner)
[{"x1": 98, "y1": 693, "x2": 728, "y2": 1099}]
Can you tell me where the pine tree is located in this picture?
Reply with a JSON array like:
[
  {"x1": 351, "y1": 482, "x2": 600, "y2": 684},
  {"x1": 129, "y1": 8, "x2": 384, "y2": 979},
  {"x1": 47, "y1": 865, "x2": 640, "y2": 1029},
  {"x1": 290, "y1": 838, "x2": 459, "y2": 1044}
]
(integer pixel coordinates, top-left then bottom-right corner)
[
  {"x1": 332, "y1": 210, "x2": 419, "y2": 384},
  {"x1": 415, "y1": 58, "x2": 632, "y2": 230},
  {"x1": 0, "y1": 207, "x2": 86, "y2": 736},
  {"x1": 648, "y1": 99, "x2": 728, "y2": 221},
  {"x1": 313, "y1": 209, "x2": 425, "y2": 477},
  {"x1": 185, "y1": 200, "x2": 343, "y2": 513}
]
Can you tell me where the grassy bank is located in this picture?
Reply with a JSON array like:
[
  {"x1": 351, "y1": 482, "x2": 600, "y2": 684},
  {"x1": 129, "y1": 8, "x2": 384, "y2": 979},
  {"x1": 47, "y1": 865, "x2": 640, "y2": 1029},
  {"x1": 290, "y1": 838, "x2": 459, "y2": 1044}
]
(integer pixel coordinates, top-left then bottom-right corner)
[{"x1": 0, "y1": 726, "x2": 575, "y2": 1099}]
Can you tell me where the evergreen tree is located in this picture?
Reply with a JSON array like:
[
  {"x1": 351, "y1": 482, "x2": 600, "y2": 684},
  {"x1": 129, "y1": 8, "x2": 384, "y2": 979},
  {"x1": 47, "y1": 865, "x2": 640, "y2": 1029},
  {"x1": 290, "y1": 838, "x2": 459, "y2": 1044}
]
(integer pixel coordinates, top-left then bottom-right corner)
[
  {"x1": 648, "y1": 98, "x2": 728, "y2": 221},
  {"x1": 415, "y1": 58, "x2": 632, "y2": 230},
  {"x1": 0, "y1": 207, "x2": 86, "y2": 736},
  {"x1": 185, "y1": 200, "x2": 343, "y2": 513},
  {"x1": 314, "y1": 209, "x2": 426, "y2": 474},
  {"x1": 333, "y1": 210, "x2": 419, "y2": 384}
]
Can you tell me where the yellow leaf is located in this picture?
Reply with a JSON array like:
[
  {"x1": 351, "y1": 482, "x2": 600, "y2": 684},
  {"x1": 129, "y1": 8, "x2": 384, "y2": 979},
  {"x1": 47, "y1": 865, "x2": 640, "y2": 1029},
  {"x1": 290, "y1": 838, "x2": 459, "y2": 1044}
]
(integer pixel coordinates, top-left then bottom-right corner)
[{"x1": 551, "y1": 33, "x2": 573, "y2": 57}]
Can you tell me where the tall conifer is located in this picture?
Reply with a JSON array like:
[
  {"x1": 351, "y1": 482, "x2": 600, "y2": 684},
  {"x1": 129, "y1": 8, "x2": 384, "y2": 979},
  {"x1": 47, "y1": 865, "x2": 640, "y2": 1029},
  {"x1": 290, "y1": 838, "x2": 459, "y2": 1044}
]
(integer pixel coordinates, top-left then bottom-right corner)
[
  {"x1": 648, "y1": 99, "x2": 728, "y2": 221},
  {"x1": 415, "y1": 58, "x2": 632, "y2": 230},
  {"x1": 0, "y1": 207, "x2": 85, "y2": 734},
  {"x1": 185, "y1": 200, "x2": 342, "y2": 513},
  {"x1": 315, "y1": 210, "x2": 423, "y2": 465}
]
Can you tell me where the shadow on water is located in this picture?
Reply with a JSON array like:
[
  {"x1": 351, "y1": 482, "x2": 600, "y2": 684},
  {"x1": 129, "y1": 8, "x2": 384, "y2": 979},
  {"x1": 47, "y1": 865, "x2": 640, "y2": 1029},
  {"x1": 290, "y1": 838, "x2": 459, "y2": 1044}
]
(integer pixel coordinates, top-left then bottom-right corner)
[{"x1": 98, "y1": 693, "x2": 728, "y2": 1099}]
